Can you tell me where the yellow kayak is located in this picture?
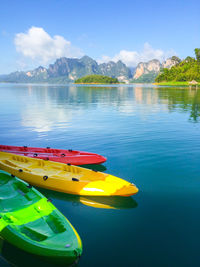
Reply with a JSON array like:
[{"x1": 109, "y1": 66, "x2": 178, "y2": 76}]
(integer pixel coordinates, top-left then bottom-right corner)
[{"x1": 0, "y1": 152, "x2": 138, "y2": 196}]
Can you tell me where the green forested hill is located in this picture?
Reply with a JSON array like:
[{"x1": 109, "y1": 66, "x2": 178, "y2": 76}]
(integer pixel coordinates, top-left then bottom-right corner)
[
  {"x1": 131, "y1": 72, "x2": 158, "y2": 83},
  {"x1": 155, "y1": 49, "x2": 200, "y2": 83},
  {"x1": 74, "y1": 75, "x2": 119, "y2": 84}
]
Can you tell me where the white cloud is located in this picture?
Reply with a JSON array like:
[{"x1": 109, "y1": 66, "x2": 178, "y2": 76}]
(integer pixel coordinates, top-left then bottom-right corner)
[
  {"x1": 98, "y1": 43, "x2": 176, "y2": 67},
  {"x1": 14, "y1": 29, "x2": 176, "y2": 69},
  {"x1": 15, "y1": 27, "x2": 83, "y2": 65}
]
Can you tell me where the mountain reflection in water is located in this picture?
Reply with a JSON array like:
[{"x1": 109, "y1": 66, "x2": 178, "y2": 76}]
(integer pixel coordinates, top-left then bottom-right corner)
[{"x1": 19, "y1": 85, "x2": 200, "y2": 135}]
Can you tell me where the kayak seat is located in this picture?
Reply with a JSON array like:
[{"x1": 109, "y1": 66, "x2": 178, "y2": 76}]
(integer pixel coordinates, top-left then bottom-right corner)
[
  {"x1": 13, "y1": 181, "x2": 29, "y2": 194},
  {"x1": 19, "y1": 213, "x2": 66, "y2": 242},
  {"x1": 13, "y1": 181, "x2": 41, "y2": 202},
  {"x1": 0, "y1": 180, "x2": 19, "y2": 200},
  {"x1": 2, "y1": 160, "x2": 19, "y2": 168},
  {"x1": 46, "y1": 211, "x2": 66, "y2": 234},
  {"x1": 1, "y1": 161, "x2": 31, "y2": 173},
  {"x1": 10, "y1": 155, "x2": 29, "y2": 163},
  {"x1": 0, "y1": 174, "x2": 11, "y2": 186},
  {"x1": 0, "y1": 193, "x2": 40, "y2": 213},
  {"x1": 20, "y1": 223, "x2": 48, "y2": 242},
  {"x1": 0, "y1": 179, "x2": 40, "y2": 212}
]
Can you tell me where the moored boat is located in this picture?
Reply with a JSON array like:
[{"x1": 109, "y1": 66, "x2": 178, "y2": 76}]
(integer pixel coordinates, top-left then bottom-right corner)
[
  {"x1": 0, "y1": 145, "x2": 106, "y2": 165},
  {"x1": 0, "y1": 170, "x2": 82, "y2": 265},
  {"x1": 0, "y1": 152, "x2": 138, "y2": 196}
]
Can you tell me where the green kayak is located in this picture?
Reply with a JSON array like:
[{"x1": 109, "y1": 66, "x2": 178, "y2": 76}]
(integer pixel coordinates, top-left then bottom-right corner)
[{"x1": 0, "y1": 171, "x2": 82, "y2": 265}]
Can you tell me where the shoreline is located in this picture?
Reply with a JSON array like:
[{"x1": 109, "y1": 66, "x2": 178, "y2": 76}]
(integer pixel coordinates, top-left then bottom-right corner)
[
  {"x1": 154, "y1": 81, "x2": 200, "y2": 87},
  {"x1": 74, "y1": 82, "x2": 120, "y2": 85}
]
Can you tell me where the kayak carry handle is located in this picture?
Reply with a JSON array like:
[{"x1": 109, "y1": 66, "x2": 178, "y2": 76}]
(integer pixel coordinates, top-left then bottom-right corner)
[
  {"x1": 61, "y1": 153, "x2": 65, "y2": 157},
  {"x1": 43, "y1": 176, "x2": 48, "y2": 181},
  {"x1": 27, "y1": 184, "x2": 32, "y2": 188},
  {"x1": 18, "y1": 169, "x2": 23, "y2": 172},
  {"x1": 11, "y1": 174, "x2": 15, "y2": 177},
  {"x1": 72, "y1": 178, "x2": 79, "y2": 182},
  {"x1": 67, "y1": 163, "x2": 71, "y2": 166},
  {"x1": 46, "y1": 147, "x2": 50, "y2": 149},
  {"x1": 68, "y1": 149, "x2": 73, "y2": 152}
]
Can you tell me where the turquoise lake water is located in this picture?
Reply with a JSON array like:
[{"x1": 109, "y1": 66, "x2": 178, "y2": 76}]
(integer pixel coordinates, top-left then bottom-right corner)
[{"x1": 0, "y1": 83, "x2": 200, "y2": 266}]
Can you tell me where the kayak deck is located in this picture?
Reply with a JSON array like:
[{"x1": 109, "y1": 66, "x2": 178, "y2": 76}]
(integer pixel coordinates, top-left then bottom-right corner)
[
  {"x1": 0, "y1": 174, "x2": 41, "y2": 213},
  {"x1": 0, "y1": 171, "x2": 82, "y2": 264},
  {"x1": 0, "y1": 145, "x2": 107, "y2": 165},
  {"x1": 0, "y1": 152, "x2": 138, "y2": 196}
]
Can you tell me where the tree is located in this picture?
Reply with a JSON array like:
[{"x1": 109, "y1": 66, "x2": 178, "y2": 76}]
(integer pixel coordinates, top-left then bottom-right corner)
[
  {"x1": 171, "y1": 56, "x2": 181, "y2": 64},
  {"x1": 74, "y1": 74, "x2": 119, "y2": 84},
  {"x1": 155, "y1": 49, "x2": 200, "y2": 83},
  {"x1": 194, "y1": 48, "x2": 200, "y2": 62},
  {"x1": 185, "y1": 56, "x2": 195, "y2": 63}
]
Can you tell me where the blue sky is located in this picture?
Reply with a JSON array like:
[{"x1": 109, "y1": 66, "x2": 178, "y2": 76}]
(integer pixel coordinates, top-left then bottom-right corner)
[{"x1": 0, "y1": 0, "x2": 199, "y2": 74}]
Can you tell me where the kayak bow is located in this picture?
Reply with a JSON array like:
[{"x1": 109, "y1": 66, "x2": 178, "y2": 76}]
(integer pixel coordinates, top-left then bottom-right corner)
[{"x1": 0, "y1": 170, "x2": 82, "y2": 265}]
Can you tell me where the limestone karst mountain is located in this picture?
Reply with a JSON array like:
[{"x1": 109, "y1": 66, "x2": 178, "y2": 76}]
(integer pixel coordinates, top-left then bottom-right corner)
[
  {"x1": 132, "y1": 57, "x2": 180, "y2": 82},
  {"x1": 0, "y1": 56, "x2": 132, "y2": 83},
  {"x1": 0, "y1": 56, "x2": 178, "y2": 83}
]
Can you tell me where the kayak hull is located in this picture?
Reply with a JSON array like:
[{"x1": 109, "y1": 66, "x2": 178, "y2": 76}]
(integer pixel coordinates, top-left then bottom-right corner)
[
  {"x1": 0, "y1": 152, "x2": 138, "y2": 196},
  {"x1": 0, "y1": 237, "x2": 80, "y2": 266},
  {"x1": 0, "y1": 145, "x2": 107, "y2": 165},
  {"x1": 0, "y1": 171, "x2": 82, "y2": 264}
]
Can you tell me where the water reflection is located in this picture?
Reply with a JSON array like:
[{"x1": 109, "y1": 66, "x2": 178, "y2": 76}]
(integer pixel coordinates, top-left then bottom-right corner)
[
  {"x1": 79, "y1": 164, "x2": 107, "y2": 172},
  {"x1": 19, "y1": 85, "x2": 167, "y2": 133},
  {"x1": 79, "y1": 196, "x2": 138, "y2": 209},
  {"x1": 2, "y1": 83, "x2": 200, "y2": 139},
  {"x1": 156, "y1": 87, "x2": 200, "y2": 122},
  {"x1": 19, "y1": 85, "x2": 200, "y2": 135},
  {"x1": 39, "y1": 189, "x2": 138, "y2": 210},
  {"x1": 0, "y1": 237, "x2": 76, "y2": 267},
  {"x1": 21, "y1": 87, "x2": 84, "y2": 132},
  {"x1": 21, "y1": 106, "x2": 74, "y2": 132}
]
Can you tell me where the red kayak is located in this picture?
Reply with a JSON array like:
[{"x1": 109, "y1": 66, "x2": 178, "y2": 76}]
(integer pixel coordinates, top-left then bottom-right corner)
[{"x1": 0, "y1": 145, "x2": 107, "y2": 165}]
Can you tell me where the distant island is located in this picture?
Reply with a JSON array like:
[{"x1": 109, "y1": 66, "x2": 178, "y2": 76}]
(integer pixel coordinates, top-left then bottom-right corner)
[
  {"x1": 155, "y1": 49, "x2": 200, "y2": 85},
  {"x1": 74, "y1": 75, "x2": 119, "y2": 84}
]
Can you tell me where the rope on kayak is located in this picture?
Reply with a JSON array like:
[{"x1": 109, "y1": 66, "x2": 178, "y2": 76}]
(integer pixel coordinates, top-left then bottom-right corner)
[
  {"x1": 43, "y1": 176, "x2": 48, "y2": 181},
  {"x1": 34, "y1": 153, "x2": 38, "y2": 157}
]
